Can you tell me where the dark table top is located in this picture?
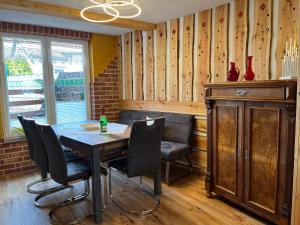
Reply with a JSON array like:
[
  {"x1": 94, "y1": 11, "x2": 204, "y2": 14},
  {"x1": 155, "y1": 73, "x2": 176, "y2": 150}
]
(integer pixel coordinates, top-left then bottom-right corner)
[{"x1": 52, "y1": 121, "x2": 130, "y2": 149}]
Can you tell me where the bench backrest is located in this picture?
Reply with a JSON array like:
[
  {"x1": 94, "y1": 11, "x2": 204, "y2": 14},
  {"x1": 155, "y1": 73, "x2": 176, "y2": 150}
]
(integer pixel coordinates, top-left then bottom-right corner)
[{"x1": 119, "y1": 110, "x2": 194, "y2": 145}]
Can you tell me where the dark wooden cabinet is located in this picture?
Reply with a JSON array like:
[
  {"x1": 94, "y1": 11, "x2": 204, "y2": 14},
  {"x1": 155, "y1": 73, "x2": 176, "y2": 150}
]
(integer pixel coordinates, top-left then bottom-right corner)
[
  {"x1": 212, "y1": 101, "x2": 243, "y2": 203},
  {"x1": 204, "y1": 80, "x2": 297, "y2": 225}
]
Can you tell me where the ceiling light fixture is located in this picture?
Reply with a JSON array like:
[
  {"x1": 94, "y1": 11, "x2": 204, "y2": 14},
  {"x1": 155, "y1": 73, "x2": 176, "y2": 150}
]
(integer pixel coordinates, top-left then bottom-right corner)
[
  {"x1": 90, "y1": 0, "x2": 134, "y2": 6},
  {"x1": 104, "y1": 1, "x2": 142, "y2": 19},
  {"x1": 81, "y1": 0, "x2": 142, "y2": 23},
  {"x1": 80, "y1": 4, "x2": 119, "y2": 23}
]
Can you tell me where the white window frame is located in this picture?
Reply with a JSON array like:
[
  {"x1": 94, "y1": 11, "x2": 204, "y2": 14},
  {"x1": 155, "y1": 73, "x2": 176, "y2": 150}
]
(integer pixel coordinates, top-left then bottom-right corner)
[
  {"x1": 0, "y1": 33, "x2": 91, "y2": 138},
  {"x1": 47, "y1": 37, "x2": 91, "y2": 124}
]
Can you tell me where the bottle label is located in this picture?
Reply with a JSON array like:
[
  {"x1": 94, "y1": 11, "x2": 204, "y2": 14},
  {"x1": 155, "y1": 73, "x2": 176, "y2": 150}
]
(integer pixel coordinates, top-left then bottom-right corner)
[
  {"x1": 100, "y1": 115, "x2": 108, "y2": 133},
  {"x1": 101, "y1": 125, "x2": 107, "y2": 132}
]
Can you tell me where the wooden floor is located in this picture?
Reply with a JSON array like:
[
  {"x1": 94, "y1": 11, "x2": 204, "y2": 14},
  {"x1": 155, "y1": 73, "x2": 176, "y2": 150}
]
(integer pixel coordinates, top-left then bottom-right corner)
[{"x1": 0, "y1": 171, "x2": 269, "y2": 225}]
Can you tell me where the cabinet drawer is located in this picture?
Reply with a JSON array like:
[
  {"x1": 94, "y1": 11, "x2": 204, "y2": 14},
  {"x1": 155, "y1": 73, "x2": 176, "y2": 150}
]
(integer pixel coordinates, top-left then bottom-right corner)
[{"x1": 211, "y1": 87, "x2": 285, "y2": 100}]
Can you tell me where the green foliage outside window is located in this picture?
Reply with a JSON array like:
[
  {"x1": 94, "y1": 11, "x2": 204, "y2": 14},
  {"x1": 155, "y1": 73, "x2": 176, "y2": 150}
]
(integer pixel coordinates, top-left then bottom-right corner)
[{"x1": 5, "y1": 58, "x2": 33, "y2": 76}]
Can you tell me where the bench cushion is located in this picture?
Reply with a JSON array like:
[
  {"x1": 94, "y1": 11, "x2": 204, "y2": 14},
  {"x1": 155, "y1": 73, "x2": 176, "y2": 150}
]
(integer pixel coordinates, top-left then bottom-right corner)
[{"x1": 161, "y1": 141, "x2": 191, "y2": 162}]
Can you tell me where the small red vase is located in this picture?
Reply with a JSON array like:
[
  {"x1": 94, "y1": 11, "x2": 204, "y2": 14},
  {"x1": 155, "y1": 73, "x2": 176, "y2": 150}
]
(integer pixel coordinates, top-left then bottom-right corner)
[
  {"x1": 244, "y1": 56, "x2": 255, "y2": 81},
  {"x1": 227, "y1": 62, "x2": 240, "y2": 81}
]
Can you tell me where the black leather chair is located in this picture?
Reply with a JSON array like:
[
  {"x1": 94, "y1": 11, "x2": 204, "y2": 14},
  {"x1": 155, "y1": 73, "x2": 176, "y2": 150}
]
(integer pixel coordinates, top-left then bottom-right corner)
[
  {"x1": 35, "y1": 122, "x2": 108, "y2": 224},
  {"x1": 108, "y1": 118, "x2": 165, "y2": 216},
  {"x1": 119, "y1": 110, "x2": 194, "y2": 185},
  {"x1": 23, "y1": 117, "x2": 83, "y2": 208}
]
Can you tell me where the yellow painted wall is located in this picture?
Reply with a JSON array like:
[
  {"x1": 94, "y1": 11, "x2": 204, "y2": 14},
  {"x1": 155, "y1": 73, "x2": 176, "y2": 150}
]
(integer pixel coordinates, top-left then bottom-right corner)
[{"x1": 89, "y1": 33, "x2": 119, "y2": 81}]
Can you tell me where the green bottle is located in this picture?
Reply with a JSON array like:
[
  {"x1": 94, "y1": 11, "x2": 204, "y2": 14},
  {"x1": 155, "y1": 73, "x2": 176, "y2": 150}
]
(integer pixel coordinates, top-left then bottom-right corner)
[{"x1": 99, "y1": 107, "x2": 108, "y2": 133}]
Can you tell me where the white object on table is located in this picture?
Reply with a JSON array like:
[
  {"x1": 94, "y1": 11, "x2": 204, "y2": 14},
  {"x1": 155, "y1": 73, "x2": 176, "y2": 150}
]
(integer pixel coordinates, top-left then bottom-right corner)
[{"x1": 78, "y1": 123, "x2": 128, "y2": 135}]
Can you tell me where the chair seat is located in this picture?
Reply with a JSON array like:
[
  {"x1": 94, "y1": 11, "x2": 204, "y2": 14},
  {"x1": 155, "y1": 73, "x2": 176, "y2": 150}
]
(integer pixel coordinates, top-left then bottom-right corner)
[
  {"x1": 67, "y1": 159, "x2": 108, "y2": 182},
  {"x1": 67, "y1": 159, "x2": 91, "y2": 182},
  {"x1": 161, "y1": 141, "x2": 191, "y2": 162},
  {"x1": 63, "y1": 149, "x2": 81, "y2": 162},
  {"x1": 108, "y1": 157, "x2": 128, "y2": 174}
]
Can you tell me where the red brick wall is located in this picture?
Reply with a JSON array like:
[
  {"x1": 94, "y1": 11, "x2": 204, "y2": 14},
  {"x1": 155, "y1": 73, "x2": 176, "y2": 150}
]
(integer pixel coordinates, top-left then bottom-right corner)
[
  {"x1": 90, "y1": 57, "x2": 120, "y2": 122},
  {"x1": 0, "y1": 21, "x2": 91, "y2": 40},
  {"x1": 0, "y1": 140, "x2": 36, "y2": 177}
]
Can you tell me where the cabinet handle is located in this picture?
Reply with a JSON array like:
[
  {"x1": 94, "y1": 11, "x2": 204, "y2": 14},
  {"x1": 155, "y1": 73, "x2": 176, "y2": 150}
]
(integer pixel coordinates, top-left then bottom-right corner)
[
  {"x1": 245, "y1": 149, "x2": 249, "y2": 160},
  {"x1": 237, "y1": 147, "x2": 241, "y2": 158},
  {"x1": 236, "y1": 89, "x2": 248, "y2": 96}
]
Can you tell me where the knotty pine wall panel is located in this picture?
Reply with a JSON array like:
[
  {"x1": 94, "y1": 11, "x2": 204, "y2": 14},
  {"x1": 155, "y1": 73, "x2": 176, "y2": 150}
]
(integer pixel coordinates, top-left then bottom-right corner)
[
  {"x1": 181, "y1": 15, "x2": 194, "y2": 101},
  {"x1": 234, "y1": 0, "x2": 248, "y2": 76},
  {"x1": 195, "y1": 9, "x2": 212, "y2": 101},
  {"x1": 118, "y1": 36, "x2": 123, "y2": 100},
  {"x1": 194, "y1": 116, "x2": 207, "y2": 133},
  {"x1": 155, "y1": 23, "x2": 167, "y2": 101},
  {"x1": 213, "y1": 4, "x2": 229, "y2": 82},
  {"x1": 119, "y1": 0, "x2": 300, "y2": 172},
  {"x1": 275, "y1": 0, "x2": 299, "y2": 79},
  {"x1": 120, "y1": 1, "x2": 299, "y2": 102},
  {"x1": 123, "y1": 32, "x2": 132, "y2": 99},
  {"x1": 144, "y1": 31, "x2": 155, "y2": 101},
  {"x1": 133, "y1": 30, "x2": 143, "y2": 100},
  {"x1": 251, "y1": 0, "x2": 272, "y2": 80},
  {"x1": 168, "y1": 19, "x2": 179, "y2": 101}
]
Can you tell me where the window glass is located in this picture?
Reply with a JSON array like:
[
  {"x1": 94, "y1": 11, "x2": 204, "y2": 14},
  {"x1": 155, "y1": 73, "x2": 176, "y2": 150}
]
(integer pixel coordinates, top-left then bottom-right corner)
[
  {"x1": 2, "y1": 37, "x2": 47, "y2": 136},
  {"x1": 50, "y1": 41, "x2": 87, "y2": 124},
  {"x1": 1, "y1": 35, "x2": 89, "y2": 137}
]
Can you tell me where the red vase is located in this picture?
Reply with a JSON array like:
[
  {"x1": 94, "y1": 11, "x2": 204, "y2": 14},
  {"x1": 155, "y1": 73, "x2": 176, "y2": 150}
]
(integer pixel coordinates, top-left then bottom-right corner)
[
  {"x1": 227, "y1": 62, "x2": 240, "y2": 81},
  {"x1": 244, "y1": 56, "x2": 255, "y2": 81}
]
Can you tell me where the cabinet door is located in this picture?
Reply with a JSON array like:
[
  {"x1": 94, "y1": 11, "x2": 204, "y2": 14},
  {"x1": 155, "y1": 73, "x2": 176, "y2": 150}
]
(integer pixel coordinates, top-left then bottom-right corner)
[
  {"x1": 244, "y1": 102, "x2": 283, "y2": 219},
  {"x1": 212, "y1": 101, "x2": 243, "y2": 202}
]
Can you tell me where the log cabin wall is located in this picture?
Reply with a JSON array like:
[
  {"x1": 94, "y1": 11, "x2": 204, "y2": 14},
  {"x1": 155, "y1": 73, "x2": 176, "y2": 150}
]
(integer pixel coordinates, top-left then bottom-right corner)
[{"x1": 119, "y1": 0, "x2": 299, "y2": 174}]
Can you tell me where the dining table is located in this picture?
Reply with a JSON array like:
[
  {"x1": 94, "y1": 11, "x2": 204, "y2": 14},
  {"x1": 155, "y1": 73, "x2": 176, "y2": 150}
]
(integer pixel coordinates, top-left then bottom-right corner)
[{"x1": 52, "y1": 120, "x2": 162, "y2": 224}]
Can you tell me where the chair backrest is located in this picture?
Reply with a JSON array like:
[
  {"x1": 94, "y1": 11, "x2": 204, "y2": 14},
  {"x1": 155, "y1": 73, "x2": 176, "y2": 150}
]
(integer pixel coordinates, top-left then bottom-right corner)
[
  {"x1": 17, "y1": 115, "x2": 35, "y2": 160},
  {"x1": 127, "y1": 117, "x2": 165, "y2": 178},
  {"x1": 35, "y1": 122, "x2": 68, "y2": 185},
  {"x1": 23, "y1": 118, "x2": 49, "y2": 175}
]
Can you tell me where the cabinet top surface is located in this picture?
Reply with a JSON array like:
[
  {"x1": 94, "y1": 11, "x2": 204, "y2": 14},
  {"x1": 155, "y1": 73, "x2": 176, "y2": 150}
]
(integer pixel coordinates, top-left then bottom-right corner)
[{"x1": 204, "y1": 80, "x2": 297, "y2": 88}]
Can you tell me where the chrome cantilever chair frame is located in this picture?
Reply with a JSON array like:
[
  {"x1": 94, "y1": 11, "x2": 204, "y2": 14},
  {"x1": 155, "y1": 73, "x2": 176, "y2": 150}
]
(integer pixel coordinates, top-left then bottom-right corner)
[
  {"x1": 35, "y1": 122, "x2": 108, "y2": 224},
  {"x1": 27, "y1": 176, "x2": 51, "y2": 194},
  {"x1": 23, "y1": 118, "x2": 74, "y2": 209},
  {"x1": 49, "y1": 179, "x2": 90, "y2": 225},
  {"x1": 108, "y1": 166, "x2": 160, "y2": 217},
  {"x1": 49, "y1": 176, "x2": 108, "y2": 225},
  {"x1": 108, "y1": 118, "x2": 164, "y2": 217},
  {"x1": 34, "y1": 183, "x2": 72, "y2": 208}
]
